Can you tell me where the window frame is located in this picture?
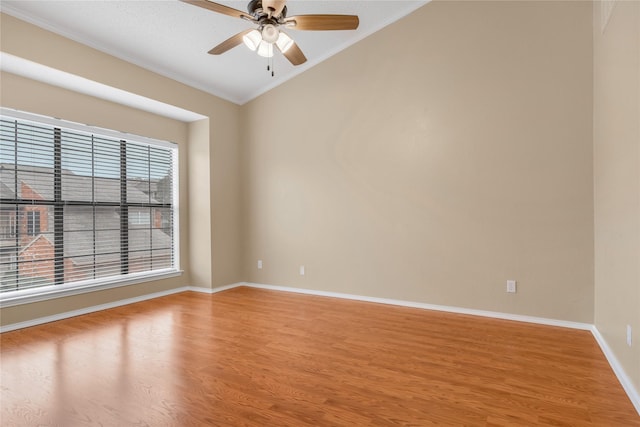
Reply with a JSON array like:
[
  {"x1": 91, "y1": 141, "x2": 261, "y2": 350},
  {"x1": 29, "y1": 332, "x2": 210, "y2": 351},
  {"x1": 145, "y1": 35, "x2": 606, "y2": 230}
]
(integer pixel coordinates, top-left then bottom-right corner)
[
  {"x1": 26, "y1": 210, "x2": 40, "y2": 236},
  {"x1": 0, "y1": 108, "x2": 181, "y2": 308},
  {"x1": 0, "y1": 209, "x2": 17, "y2": 238}
]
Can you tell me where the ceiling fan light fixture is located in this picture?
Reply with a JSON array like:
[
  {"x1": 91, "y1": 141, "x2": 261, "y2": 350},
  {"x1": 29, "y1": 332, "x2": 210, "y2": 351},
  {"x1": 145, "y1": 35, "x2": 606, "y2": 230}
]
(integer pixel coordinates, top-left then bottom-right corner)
[
  {"x1": 256, "y1": 40, "x2": 274, "y2": 58},
  {"x1": 261, "y1": 24, "x2": 279, "y2": 43},
  {"x1": 182, "y1": 0, "x2": 359, "y2": 67},
  {"x1": 242, "y1": 29, "x2": 262, "y2": 51},
  {"x1": 275, "y1": 31, "x2": 293, "y2": 53}
]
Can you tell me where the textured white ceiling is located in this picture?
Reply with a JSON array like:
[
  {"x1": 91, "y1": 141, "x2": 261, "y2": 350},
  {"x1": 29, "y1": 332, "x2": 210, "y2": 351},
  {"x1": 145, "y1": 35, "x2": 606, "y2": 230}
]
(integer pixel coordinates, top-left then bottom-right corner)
[{"x1": 1, "y1": 0, "x2": 428, "y2": 105}]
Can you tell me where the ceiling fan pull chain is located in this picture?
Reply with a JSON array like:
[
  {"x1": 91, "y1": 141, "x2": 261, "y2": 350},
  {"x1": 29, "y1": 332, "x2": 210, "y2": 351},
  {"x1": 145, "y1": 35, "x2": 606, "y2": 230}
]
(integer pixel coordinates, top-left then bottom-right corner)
[{"x1": 266, "y1": 56, "x2": 274, "y2": 77}]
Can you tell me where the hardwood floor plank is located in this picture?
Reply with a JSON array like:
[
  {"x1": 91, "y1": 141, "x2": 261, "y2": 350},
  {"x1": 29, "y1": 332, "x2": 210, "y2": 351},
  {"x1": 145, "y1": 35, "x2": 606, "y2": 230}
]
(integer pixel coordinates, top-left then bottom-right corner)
[{"x1": 1, "y1": 286, "x2": 638, "y2": 426}]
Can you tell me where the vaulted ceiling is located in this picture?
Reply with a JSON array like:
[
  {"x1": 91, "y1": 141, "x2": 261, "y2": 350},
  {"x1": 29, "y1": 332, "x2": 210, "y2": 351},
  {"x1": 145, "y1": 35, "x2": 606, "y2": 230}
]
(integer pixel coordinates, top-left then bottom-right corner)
[{"x1": 2, "y1": 1, "x2": 427, "y2": 105}]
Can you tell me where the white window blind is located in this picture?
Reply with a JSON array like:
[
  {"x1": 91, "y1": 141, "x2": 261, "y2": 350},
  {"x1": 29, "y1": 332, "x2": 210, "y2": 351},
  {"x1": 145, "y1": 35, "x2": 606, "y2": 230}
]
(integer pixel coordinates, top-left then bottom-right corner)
[{"x1": 0, "y1": 110, "x2": 178, "y2": 295}]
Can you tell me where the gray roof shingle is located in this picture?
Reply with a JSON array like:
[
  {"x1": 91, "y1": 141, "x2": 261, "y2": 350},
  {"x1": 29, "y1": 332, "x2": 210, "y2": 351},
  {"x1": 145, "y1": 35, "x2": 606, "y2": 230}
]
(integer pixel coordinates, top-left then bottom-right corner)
[
  {"x1": 0, "y1": 163, "x2": 172, "y2": 267},
  {"x1": 63, "y1": 206, "x2": 172, "y2": 265},
  {"x1": 0, "y1": 164, "x2": 165, "y2": 204}
]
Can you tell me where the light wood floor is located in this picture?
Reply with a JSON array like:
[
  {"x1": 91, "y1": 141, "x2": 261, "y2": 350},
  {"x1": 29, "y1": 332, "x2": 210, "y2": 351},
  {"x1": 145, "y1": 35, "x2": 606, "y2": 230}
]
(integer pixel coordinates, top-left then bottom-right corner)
[{"x1": 1, "y1": 287, "x2": 638, "y2": 426}]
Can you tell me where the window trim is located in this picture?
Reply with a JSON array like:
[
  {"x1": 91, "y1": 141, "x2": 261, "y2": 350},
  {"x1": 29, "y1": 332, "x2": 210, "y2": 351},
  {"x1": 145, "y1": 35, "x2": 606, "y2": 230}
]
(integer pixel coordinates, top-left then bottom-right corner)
[
  {"x1": 0, "y1": 269, "x2": 183, "y2": 308},
  {"x1": 1, "y1": 108, "x2": 177, "y2": 150},
  {"x1": 0, "y1": 108, "x2": 181, "y2": 306}
]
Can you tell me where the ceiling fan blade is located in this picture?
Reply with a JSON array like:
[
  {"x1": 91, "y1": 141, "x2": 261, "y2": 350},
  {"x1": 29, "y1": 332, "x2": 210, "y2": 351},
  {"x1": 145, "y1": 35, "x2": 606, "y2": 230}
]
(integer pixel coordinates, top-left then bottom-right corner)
[
  {"x1": 280, "y1": 40, "x2": 307, "y2": 66},
  {"x1": 208, "y1": 29, "x2": 253, "y2": 55},
  {"x1": 284, "y1": 14, "x2": 359, "y2": 31},
  {"x1": 181, "y1": 0, "x2": 250, "y2": 20}
]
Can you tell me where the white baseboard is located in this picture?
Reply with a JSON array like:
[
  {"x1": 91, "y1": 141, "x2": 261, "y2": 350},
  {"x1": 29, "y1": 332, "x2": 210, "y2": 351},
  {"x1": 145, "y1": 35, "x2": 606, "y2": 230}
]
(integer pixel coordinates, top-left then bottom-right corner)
[
  {"x1": 0, "y1": 281, "x2": 591, "y2": 332},
  {"x1": 241, "y1": 282, "x2": 593, "y2": 330},
  {"x1": 2, "y1": 280, "x2": 637, "y2": 415},
  {"x1": 0, "y1": 283, "x2": 245, "y2": 333},
  {"x1": 591, "y1": 326, "x2": 640, "y2": 415},
  {"x1": 0, "y1": 286, "x2": 190, "y2": 333},
  {"x1": 186, "y1": 283, "x2": 243, "y2": 294},
  {"x1": 241, "y1": 282, "x2": 638, "y2": 415}
]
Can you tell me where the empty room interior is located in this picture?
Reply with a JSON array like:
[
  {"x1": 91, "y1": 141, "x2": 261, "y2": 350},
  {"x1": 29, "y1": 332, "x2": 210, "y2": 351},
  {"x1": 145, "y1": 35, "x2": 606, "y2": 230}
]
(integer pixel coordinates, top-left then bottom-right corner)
[{"x1": 0, "y1": 0, "x2": 639, "y2": 425}]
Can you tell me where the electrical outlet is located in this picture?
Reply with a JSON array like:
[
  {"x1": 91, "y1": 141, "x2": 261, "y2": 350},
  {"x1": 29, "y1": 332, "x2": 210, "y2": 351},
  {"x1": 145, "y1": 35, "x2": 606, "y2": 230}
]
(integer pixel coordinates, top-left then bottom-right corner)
[
  {"x1": 506, "y1": 280, "x2": 517, "y2": 293},
  {"x1": 299, "y1": 265, "x2": 305, "y2": 276},
  {"x1": 257, "y1": 260, "x2": 262, "y2": 269},
  {"x1": 627, "y1": 325, "x2": 632, "y2": 347}
]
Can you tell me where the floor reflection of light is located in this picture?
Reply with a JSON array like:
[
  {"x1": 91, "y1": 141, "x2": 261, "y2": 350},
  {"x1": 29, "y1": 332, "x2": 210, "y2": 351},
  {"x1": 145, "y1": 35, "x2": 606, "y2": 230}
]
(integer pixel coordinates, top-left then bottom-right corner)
[
  {"x1": 1, "y1": 340, "x2": 57, "y2": 424},
  {"x1": 1, "y1": 309, "x2": 177, "y2": 425}
]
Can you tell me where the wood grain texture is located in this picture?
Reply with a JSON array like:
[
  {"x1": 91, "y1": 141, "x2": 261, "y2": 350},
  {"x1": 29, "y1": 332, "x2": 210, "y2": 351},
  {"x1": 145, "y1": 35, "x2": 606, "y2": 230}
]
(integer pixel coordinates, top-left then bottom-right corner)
[
  {"x1": 209, "y1": 29, "x2": 253, "y2": 55},
  {"x1": 180, "y1": 0, "x2": 248, "y2": 20},
  {"x1": 281, "y1": 41, "x2": 307, "y2": 66},
  {"x1": 285, "y1": 15, "x2": 359, "y2": 31},
  {"x1": 1, "y1": 287, "x2": 638, "y2": 426}
]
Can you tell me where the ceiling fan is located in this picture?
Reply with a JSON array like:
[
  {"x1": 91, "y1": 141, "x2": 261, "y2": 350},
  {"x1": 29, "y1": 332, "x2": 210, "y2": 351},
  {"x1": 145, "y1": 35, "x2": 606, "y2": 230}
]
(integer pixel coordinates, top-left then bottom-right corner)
[{"x1": 181, "y1": 0, "x2": 359, "y2": 66}]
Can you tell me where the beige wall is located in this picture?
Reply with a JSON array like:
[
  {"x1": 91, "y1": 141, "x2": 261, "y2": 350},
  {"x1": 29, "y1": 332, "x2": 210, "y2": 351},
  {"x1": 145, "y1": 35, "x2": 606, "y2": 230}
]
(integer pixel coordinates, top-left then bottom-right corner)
[
  {"x1": 3, "y1": 0, "x2": 638, "y2": 407},
  {"x1": 593, "y1": 0, "x2": 640, "y2": 395},
  {"x1": 187, "y1": 119, "x2": 212, "y2": 288},
  {"x1": 241, "y1": 1, "x2": 594, "y2": 323},
  {"x1": 0, "y1": 13, "x2": 244, "y2": 325}
]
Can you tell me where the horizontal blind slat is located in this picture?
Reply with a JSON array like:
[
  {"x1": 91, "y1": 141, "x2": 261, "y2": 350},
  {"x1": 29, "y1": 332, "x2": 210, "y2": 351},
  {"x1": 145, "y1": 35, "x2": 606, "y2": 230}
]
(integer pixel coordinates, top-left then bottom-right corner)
[{"x1": 1, "y1": 112, "x2": 176, "y2": 294}]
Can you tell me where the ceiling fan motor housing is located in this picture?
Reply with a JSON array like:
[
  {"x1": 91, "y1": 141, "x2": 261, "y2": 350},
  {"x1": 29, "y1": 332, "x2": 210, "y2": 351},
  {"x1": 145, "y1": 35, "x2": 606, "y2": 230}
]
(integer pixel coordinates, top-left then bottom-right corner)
[{"x1": 247, "y1": 0, "x2": 287, "y2": 19}]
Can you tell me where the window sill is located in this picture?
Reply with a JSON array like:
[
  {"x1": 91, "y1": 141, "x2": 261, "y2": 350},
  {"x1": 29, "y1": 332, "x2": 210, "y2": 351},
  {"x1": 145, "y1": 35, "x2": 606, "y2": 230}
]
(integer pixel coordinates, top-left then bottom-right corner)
[{"x1": 0, "y1": 269, "x2": 183, "y2": 308}]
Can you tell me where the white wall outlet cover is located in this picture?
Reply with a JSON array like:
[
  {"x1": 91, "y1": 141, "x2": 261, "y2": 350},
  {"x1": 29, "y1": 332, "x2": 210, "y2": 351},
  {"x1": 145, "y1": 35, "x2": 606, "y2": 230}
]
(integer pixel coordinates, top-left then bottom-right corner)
[
  {"x1": 257, "y1": 260, "x2": 263, "y2": 269},
  {"x1": 627, "y1": 324, "x2": 632, "y2": 347},
  {"x1": 506, "y1": 280, "x2": 517, "y2": 293},
  {"x1": 299, "y1": 265, "x2": 305, "y2": 276}
]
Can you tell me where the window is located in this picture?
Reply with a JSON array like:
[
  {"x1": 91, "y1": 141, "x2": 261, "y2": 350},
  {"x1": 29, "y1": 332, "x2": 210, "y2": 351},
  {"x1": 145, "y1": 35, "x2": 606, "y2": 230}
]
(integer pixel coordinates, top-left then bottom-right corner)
[
  {"x1": 0, "y1": 210, "x2": 16, "y2": 238},
  {"x1": 26, "y1": 211, "x2": 40, "y2": 236},
  {"x1": 0, "y1": 109, "x2": 179, "y2": 300},
  {"x1": 130, "y1": 210, "x2": 151, "y2": 225}
]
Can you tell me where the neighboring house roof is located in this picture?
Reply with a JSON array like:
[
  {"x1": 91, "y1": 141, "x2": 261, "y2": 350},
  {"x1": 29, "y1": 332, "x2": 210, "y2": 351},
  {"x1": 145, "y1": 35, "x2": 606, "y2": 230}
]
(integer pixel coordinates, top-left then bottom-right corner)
[
  {"x1": 0, "y1": 164, "x2": 164, "y2": 204},
  {"x1": 9, "y1": 206, "x2": 171, "y2": 266},
  {"x1": 0, "y1": 181, "x2": 14, "y2": 199},
  {"x1": 0, "y1": 163, "x2": 172, "y2": 268},
  {"x1": 135, "y1": 180, "x2": 158, "y2": 194},
  {"x1": 62, "y1": 206, "x2": 171, "y2": 266},
  {"x1": 18, "y1": 234, "x2": 52, "y2": 256}
]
